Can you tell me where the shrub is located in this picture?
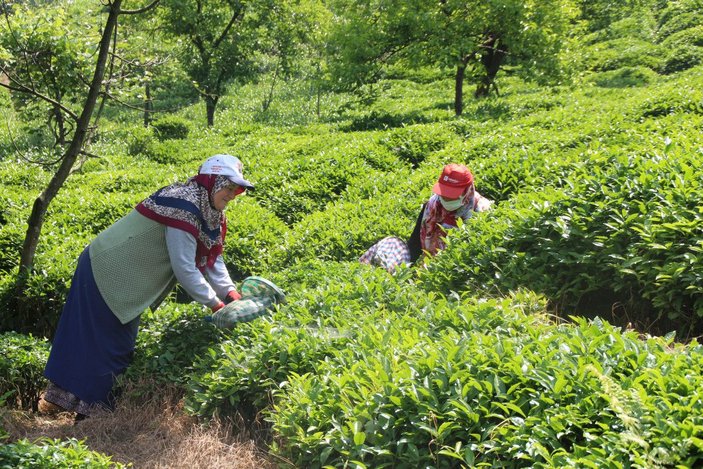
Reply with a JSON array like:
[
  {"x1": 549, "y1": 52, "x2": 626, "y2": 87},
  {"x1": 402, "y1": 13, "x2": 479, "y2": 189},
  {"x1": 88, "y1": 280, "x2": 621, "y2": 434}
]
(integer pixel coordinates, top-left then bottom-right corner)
[
  {"x1": 0, "y1": 263, "x2": 74, "y2": 338},
  {"x1": 657, "y1": 7, "x2": 703, "y2": 40},
  {"x1": 580, "y1": 38, "x2": 664, "y2": 72},
  {"x1": 269, "y1": 307, "x2": 703, "y2": 468},
  {"x1": 421, "y1": 149, "x2": 703, "y2": 335},
  {"x1": 0, "y1": 332, "x2": 50, "y2": 411},
  {"x1": 379, "y1": 124, "x2": 453, "y2": 168},
  {"x1": 660, "y1": 45, "x2": 703, "y2": 74},
  {"x1": 126, "y1": 125, "x2": 154, "y2": 156},
  {"x1": 279, "y1": 195, "x2": 419, "y2": 265},
  {"x1": 185, "y1": 260, "x2": 423, "y2": 421},
  {"x1": 0, "y1": 222, "x2": 22, "y2": 272},
  {"x1": 151, "y1": 115, "x2": 190, "y2": 141},
  {"x1": 345, "y1": 110, "x2": 430, "y2": 132},
  {"x1": 126, "y1": 303, "x2": 227, "y2": 386},
  {"x1": 637, "y1": 82, "x2": 703, "y2": 118},
  {"x1": 588, "y1": 66, "x2": 658, "y2": 88},
  {"x1": 0, "y1": 438, "x2": 125, "y2": 468},
  {"x1": 143, "y1": 139, "x2": 196, "y2": 165},
  {"x1": 254, "y1": 152, "x2": 372, "y2": 225},
  {"x1": 221, "y1": 198, "x2": 289, "y2": 278}
]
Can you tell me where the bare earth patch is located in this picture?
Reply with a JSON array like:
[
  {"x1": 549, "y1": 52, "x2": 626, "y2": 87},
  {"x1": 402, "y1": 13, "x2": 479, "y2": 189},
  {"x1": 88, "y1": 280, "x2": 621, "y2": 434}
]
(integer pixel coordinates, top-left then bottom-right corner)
[{"x1": 1, "y1": 383, "x2": 282, "y2": 468}]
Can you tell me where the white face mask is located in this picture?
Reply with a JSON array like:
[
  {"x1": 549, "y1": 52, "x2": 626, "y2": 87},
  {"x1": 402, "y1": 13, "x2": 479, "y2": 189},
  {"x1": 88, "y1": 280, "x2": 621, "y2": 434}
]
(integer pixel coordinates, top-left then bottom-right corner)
[{"x1": 439, "y1": 196, "x2": 464, "y2": 211}]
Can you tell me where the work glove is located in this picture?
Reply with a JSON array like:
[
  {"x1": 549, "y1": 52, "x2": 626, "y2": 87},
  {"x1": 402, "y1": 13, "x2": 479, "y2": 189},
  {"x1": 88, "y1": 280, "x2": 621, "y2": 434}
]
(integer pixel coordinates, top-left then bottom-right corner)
[
  {"x1": 224, "y1": 290, "x2": 242, "y2": 304},
  {"x1": 204, "y1": 300, "x2": 225, "y2": 323}
]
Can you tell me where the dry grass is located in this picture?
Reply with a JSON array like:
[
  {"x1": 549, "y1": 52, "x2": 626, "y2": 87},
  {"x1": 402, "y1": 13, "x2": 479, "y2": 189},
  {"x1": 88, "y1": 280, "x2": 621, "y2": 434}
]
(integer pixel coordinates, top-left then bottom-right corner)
[{"x1": 1, "y1": 381, "x2": 283, "y2": 469}]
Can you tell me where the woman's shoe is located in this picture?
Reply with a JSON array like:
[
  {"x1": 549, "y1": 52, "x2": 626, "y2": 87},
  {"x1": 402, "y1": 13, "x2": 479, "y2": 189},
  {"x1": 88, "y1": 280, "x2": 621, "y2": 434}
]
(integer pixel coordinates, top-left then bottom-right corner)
[{"x1": 37, "y1": 393, "x2": 66, "y2": 414}]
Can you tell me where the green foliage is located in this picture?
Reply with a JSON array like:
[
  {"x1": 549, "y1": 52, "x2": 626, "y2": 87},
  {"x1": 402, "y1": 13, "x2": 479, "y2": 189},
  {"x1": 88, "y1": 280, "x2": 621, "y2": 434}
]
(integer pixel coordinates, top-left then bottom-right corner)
[
  {"x1": 422, "y1": 145, "x2": 703, "y2": 333},
  {"x1": 269, "y1": 306, "x2": 703, "y2": 468},
  {"x1": 3, "y1": 5, "x2": 703, "y2": 465},
  {"x1": 379, "y1": 124, "x2": 452, "y2": 168},
  {"x1": 125, "y1": 125, "x2": 155, "y2": 156},
  {"x1": 326, "y1": 0, "x2": 570, "y2": 100},
  {"x1": 579, "y1": 37, "x2": 664, "y2": 72},
  {"x1": 660, "y1": 45, "x2": 703, "y2": 75},
  {"x1": 158, "y1": 0, "x2": 319, "y2": 125},
  {"x1": 0, "y1": 438, "x2": 125, "y2": 468},
  {"x1": 587, "y1": 66, "x2": 658, "y2": 88},
  {"x1": 252, "y1": 146, "x2": 373, "y2": 225},
  {"x1": 185, "y1": 260, "x2": 420, "y2": 420},
  {"x1": 636, "y1": 80, "x2": 703, "y2": 118},
  {"x1": 151, "y1": 115, "x2": 191, "y2": 141},
  {"x1": 222, "y1": 198, "x2": 289, "y2": 278},
  {"x1": 126, "y1": 303, "x2": 226, "y2": 386},
  {"x1": 280, "y1": 194, "x2": 418, "y2": 264},
  {"x1": 0, "y1": 332, "x2": 49, "y2": 411}
]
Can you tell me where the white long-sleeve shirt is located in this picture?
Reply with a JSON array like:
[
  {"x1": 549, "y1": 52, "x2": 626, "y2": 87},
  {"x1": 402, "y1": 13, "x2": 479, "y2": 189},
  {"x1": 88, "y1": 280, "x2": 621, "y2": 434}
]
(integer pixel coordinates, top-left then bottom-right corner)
[{"x1": 166, "y1": 227, "x2": 236, "y2": 308}]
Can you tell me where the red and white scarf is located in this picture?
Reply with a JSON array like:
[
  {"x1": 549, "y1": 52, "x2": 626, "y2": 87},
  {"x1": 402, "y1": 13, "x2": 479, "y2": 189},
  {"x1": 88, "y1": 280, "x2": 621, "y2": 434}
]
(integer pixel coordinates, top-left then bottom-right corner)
[
  {"x1": 136, "y1": 174, "x2": 231, "y2": 271},
  {"x1": 420, "y1": 190, "x2": 477, "y2": 255}
]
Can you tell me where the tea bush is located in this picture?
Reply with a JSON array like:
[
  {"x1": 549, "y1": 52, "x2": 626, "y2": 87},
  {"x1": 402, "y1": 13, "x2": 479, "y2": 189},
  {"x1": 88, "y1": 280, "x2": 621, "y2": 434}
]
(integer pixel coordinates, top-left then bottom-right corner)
[
  {"x1": 126, "y1": 303, "x2": 226, "y2": 386},
  {"x1": 125, "y1": 125, "x2": 155, "y2": 156},
  {"x1": 0, "y1": 332, "x2": 49, "y2": 411},
  {"x1": 422, "y1": 146, "x2": 703, "y2": 334},
  {"x1": 185, "y1": 260, "x2": 428, "y2": 420},
  {"x1": 222, "y1": 198, "x2": 290, "y2": 277},
  {"x1": 151, "y1": 115, "x2": 190, "y2": 141},
  {"x1": 269, "y1": 308, "x2": 703, "y2": 468},
  {"x1": 254, "y1": 148, "x2": 375, "y2": 225},
  {"x1": 587, "y1": 66, "x2": 658, "y2": 88},
  {"x1": 656, "y1": 11, "x2": 703, "y2": 39},
  {"x1": 378, "y1": 123, "x2": 454, "y2": 168},
  {"x1": 660, "y1": 44, "x2": 703, "y2": 75},
  {"x1": 280, "y1": 195, "x2": 418, "y2": 264},
  {"x1": 635, "y1": 78, "x2": 703, "y2": 118},
  {"x1": 0, "y1": 438, "x2": 125, "y2": 468},
  {"x1": 579, "y1": 38, "x2": 664, "y2": 73}
]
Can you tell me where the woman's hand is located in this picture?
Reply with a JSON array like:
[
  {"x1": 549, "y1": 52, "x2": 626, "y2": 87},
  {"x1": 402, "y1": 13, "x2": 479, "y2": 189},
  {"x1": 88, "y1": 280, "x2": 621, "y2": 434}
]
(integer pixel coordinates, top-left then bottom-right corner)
[{"x1": 224, "y1": 291, "x2": 242, "y2": 304}]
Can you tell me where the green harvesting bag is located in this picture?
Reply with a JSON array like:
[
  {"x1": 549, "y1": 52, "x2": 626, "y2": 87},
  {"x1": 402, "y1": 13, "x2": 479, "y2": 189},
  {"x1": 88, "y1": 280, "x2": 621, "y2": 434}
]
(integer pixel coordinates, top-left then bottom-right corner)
[{"x1": 209, "y1": 276, "x2": 286, "y2": 328}]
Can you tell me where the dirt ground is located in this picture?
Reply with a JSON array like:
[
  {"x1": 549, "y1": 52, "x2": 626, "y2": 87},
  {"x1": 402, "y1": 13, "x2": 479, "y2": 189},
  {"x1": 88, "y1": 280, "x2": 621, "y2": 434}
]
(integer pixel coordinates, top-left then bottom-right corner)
[{"x1": 1, "y1": 384, "x2": 287, "y2": 468}]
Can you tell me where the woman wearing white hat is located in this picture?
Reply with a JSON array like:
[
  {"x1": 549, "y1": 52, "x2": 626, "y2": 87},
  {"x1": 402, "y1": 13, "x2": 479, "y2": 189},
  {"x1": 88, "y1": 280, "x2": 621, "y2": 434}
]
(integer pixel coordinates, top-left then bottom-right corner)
[{"x1": 41, "y1": 154, "x2": 253, "y2": 420}]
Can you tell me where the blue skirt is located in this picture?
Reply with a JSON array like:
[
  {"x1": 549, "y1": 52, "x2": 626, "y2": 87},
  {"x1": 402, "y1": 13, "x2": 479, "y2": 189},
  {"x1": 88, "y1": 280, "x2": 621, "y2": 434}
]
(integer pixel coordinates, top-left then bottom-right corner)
[{"x1": 44, "y1": 247, "x2": 140, "y2": 412}]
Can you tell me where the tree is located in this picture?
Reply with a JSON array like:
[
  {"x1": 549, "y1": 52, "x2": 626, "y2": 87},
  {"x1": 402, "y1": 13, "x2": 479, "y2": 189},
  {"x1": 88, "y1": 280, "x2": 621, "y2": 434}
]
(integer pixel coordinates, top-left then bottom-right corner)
[
  {"x1": 0, "y1": 0, "x2": 158, "y2": 329},
  {"x1": 0, "y1": 2, "x2": 98, "y2": 149},
  {"x1": 324, "y1": 0, "x2": 426, "y2": 90},
  {"x1": 325, "y1": 0, "x2": 572, "y2": 115},
  {"x1": 159, "y1": 0, "x2": 315, "y2": 126}
]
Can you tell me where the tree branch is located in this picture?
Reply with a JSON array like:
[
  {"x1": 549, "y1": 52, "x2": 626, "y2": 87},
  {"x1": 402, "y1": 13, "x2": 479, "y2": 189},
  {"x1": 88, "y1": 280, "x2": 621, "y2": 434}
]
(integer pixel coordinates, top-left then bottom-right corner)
[
  {"x1": 214, "y1": 5, "x2": 244, "y2": 49},
  {"x1": 0, "y1": 73, "x2": 79, "y2": 121},
  {"x1": 119, "y1": 0, "x2": 159, "y2": 15}
]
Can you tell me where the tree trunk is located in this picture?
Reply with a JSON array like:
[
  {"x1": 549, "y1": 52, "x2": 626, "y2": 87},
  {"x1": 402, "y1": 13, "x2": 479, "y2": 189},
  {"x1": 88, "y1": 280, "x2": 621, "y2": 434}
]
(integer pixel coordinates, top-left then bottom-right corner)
[
  {"x1": 453, "y1": 56, "x2": 471, "y2": 116},
  {"x1": 205, "y1": 95, "x2": 218, "y2": 127},
  {"x1": 475, "y1": 34, "x2": 507, "y2": 98},
  {"x1": 17, "y1": 0, "x2": 123, "y2": 282},
  {"x1": 262, "y1": 62, "x2": 279, "y2": 113},
  {"x1": 144, "y1": 82, "x2": 152, "y2": 127}
]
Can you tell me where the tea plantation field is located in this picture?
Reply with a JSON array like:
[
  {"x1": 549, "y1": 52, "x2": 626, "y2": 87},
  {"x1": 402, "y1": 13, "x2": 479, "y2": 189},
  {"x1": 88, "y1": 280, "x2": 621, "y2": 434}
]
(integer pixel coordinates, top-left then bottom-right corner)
[{"x1": 2, "y1": 62, "x2": 703, "y2": 466}]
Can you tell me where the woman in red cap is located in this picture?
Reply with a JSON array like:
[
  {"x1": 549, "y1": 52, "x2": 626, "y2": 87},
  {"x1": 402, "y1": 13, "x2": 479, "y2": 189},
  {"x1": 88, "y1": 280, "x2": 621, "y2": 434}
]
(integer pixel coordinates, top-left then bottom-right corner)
[
  {"x1": 412, "y1": 163, "x2": 492, "y2": 257},
  {"x1": 360, "y1": 163, "x2": 491, "y2": 272}
]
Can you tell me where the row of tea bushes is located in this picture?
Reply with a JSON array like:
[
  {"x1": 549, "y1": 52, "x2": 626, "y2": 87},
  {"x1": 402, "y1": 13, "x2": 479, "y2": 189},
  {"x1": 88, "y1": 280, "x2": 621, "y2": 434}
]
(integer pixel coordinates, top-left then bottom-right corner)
[
  {"x1": 178, "y1": 258, "x2": 703, "y2": 467},
  {"x1": 269, "y1": 313, "x2": 703, "y2": 467},
  {"x1": 422, "y1": 138, "x2": 703, "y2": 333}
]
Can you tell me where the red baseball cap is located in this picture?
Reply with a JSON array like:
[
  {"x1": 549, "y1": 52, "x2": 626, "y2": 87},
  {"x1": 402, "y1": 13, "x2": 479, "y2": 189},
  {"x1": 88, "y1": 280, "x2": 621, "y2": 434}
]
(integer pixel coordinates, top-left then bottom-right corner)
[{"x1": 432, "y1": 164, "x2": 474, "y2": 198}]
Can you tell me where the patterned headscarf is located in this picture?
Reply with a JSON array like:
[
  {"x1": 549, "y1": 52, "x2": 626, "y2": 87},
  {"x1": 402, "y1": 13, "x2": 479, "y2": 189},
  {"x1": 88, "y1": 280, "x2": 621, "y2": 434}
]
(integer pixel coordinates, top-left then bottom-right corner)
[
  {"x1": 136, "y1": 174, "x2": 233, "y2": 271},
  {"x1": 420, "y1": 188, "x2": 476, "y2": 256}
]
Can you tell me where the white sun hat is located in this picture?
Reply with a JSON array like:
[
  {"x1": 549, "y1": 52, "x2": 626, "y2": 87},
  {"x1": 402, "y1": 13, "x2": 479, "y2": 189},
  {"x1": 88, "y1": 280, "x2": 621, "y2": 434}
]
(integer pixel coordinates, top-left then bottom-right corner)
[{"x1": 199, "y1": 154, "x2": 254, "y2": 190}]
